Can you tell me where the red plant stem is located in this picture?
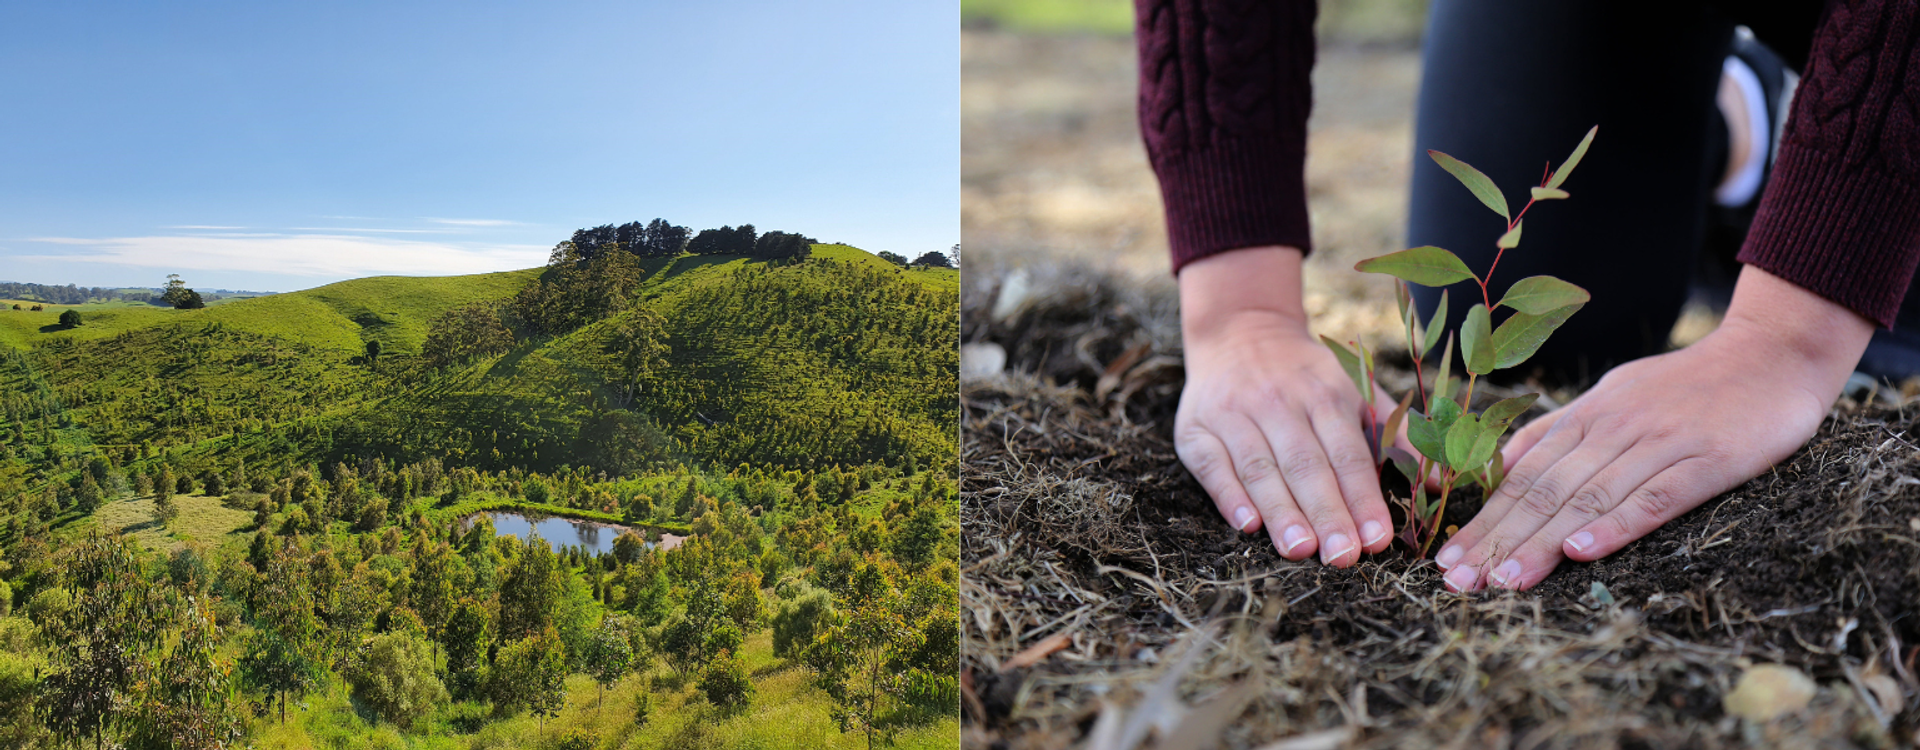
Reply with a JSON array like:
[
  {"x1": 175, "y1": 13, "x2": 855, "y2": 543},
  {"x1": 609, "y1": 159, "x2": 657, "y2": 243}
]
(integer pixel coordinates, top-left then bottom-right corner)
[{"x1": 1478, "y1": 181, "x2": 1550, "y2": 308}]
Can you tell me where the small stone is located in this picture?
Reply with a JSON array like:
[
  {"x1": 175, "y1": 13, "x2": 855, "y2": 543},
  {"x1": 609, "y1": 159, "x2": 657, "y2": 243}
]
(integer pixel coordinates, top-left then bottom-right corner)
[
  {"x1": 1724, "y1": 664, "x2": 1817, "y2": 721},
  {"x1": 960, "y1": 342, "x2": 1007, "y2": 381}
]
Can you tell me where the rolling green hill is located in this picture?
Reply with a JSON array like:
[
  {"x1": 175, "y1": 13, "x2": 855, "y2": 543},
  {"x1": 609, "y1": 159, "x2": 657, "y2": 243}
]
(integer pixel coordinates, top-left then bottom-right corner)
[{"x1": 0, "y1": 245, "x2": 957, "y2": 485}]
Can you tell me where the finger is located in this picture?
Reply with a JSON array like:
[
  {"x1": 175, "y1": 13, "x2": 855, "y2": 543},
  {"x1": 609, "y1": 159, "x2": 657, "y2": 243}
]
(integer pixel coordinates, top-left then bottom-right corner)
[
  {"x1": 1434, "y1": 414, "x2": 1585, "y2": 574},
  {"x1": 1173, "y1": 427, "x2": 1264, "y2": 535},
  {"x1": 1247, "y1": 410, "x2": 1362, "y2": 567},
  {"x1": 1477, "y1": 441, "x2": 1675, "y2": 590},
  {"x1": 1498, "y1": 407, "x2": 1563, "y2": 470},
  {"x1": 1308, "y1": 400, "x2": 1395, "y2": 556},
  {"x1": 1563, "y1": 455, "x2": 1724, "y2": 561},
  {"x1": 1212, "y1": 416, "x2": 1320, "y2": 560},
  {"x1": 1443, "y1": 420, "x2": 1631, "y2": 592}
]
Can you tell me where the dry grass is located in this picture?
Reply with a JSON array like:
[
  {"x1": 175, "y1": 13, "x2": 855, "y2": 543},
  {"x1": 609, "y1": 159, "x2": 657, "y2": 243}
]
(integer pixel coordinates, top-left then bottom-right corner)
[
  {"x1": 959, "y1": 263, "x2": 1920, "y2": 750},
  {"x1": 92, "y1": 493, "x2": 254, "y2": 552}
]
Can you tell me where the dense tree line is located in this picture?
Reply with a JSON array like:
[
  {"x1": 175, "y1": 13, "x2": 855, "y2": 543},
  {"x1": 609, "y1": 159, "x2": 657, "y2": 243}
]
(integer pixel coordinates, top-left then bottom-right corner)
[{"x1": 0, "y1": 283, "x2": 137, "y2": 307}]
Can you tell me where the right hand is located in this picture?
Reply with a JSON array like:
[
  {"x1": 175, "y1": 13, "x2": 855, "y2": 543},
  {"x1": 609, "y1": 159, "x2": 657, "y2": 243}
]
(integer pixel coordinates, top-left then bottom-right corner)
[{"x1": 1175, "y1": 247, "x2": 1398, "y2": 566}]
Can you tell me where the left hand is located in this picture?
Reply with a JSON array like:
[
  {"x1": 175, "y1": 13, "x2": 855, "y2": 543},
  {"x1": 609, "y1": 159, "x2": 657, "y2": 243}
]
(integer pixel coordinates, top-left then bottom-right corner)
[{"x1": 1434, "y1": 266, "x2": 1873, "y2": 591}]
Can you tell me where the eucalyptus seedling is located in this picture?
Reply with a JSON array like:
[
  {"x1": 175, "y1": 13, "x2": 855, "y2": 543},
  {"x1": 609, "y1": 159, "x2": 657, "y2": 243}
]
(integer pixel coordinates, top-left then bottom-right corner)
[{"x1": 1321, "y1": 126, "x2": 1596, "y2": 557}]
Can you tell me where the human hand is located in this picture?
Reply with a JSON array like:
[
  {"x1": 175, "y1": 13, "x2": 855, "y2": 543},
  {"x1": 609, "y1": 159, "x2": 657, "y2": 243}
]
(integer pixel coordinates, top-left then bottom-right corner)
[
  {"x1": 1435, "y1": 266, "x2": 1873, "y2": 591},
  {"x1": 1175, "y1": 247, "x2": 1401, "y2": 566}
]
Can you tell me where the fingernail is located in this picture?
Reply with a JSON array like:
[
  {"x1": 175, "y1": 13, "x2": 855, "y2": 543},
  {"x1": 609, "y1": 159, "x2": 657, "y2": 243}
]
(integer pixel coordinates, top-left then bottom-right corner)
[
  {"x1": 1233, "y1": 507, "x2": 1255, "y2": 531},
  {"x1": 1321, "y1": 533, "x2": 1354, "y2": 564},
  {"x1": 1360, "y1": 520, "x2": 1386, "y2": 546},
  {"x1": 1566, "y1": 531, "x2": 1594, "y2": 553},
  {"x1": 1281, "y1": 525, "x2": 1311, "y2": 555},
  {"x1": 1490, "y1": 559, "x2": 1523, "y2": 588},
  {"x1": 1435, "y1": 545, "x2": 1463, "y2": 570},
  {"x1": 1443, "y1": 565, "x2": 1478, "y2": 592}
]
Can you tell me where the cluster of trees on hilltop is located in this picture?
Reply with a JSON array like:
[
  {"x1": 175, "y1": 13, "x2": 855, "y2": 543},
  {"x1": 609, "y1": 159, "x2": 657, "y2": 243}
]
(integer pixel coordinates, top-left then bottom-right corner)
[
  {"x1": 553, "y1": 219, "x2": 692, "y2": 263},
  {"x1": 554, "y1": 218, "x2": 818, "y2": 266}
]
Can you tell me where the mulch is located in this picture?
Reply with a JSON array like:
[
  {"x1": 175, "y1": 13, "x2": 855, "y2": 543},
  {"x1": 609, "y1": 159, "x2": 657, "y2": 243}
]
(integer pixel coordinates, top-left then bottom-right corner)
[{"x1": 960, "y1": 262, "x2": 1920, "y2": 749}]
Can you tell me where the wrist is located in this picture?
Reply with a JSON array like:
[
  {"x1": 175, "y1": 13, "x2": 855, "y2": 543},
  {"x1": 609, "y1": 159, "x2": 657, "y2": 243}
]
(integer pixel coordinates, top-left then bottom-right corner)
[
  {"x1": 1178, "y1": 246, "x2": 1312, "y2": 348},
  {"x1": 1715, "y1": 264, "x2": 1873, "y2": 391}
]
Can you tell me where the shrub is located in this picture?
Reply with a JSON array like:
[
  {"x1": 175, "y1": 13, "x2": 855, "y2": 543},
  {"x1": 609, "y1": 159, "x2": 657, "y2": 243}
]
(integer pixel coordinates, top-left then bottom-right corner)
[
  {"x1": 0, "y1": 581, "x2": 10, "y2": 618},
  {"x1": 25, "y1": 588, "x2": 71, "y2": 630},
  {"x1": 632, "y1": 690, "x2": 651, "y2": 726},
  {"x1": 553, "y1": 727, "x2": 596, "y2": 750},
  {"x1": 699, "y1": 655, "x2": 753, "y2": 710},
  {"x1": 347, "y1": 632, "x2": 447, "y2": 730},
  {"x1": 770, "y1": 583, "x2": 835, "y2": 659}
]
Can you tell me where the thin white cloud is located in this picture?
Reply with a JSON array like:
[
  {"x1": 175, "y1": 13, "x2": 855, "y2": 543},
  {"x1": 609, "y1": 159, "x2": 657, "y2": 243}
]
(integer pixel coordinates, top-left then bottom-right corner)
[
  {"x1": 17, "y1": 234, "x2": 548, "y2": 277},
  {"x1": 288, "y1": 227, "x2": 451, "y2": 234},
  {"x1": 163, "y1": 225, "x2": 247, "y2": 230},
  {"x1": 424, "y1": 217, "x2": 522, "y2": 227}
]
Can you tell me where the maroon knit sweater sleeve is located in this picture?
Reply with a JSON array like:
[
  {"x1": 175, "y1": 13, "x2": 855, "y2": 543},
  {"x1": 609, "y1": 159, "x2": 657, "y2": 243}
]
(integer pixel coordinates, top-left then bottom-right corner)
[
  {"x1": 1135, "y1": 0, "x2": 1318, "y2": 275},
  {"x1": 1738, "y1": 0, "x2": 1920, "y2": 328}
]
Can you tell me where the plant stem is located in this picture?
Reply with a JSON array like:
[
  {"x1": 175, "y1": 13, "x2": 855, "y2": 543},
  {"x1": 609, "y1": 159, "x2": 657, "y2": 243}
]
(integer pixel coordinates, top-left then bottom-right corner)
[{"x1": 1421, "y1": 470, "x2": 1453, "y2": 558}]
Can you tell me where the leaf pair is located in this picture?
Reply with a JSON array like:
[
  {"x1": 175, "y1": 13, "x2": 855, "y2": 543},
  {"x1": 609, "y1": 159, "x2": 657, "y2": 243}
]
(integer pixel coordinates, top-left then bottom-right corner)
[
  {"x1": 1428, "y1": 125, "x2": 1596, "y2": 221},
  {"x1": 1409, "y1": 392, "x2": 1538, "y2": 474}
]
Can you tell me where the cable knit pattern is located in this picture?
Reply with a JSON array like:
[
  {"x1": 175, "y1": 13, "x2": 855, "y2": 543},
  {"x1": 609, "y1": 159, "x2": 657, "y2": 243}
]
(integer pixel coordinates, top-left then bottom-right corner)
[
  {"x1": 1136, "y1": 0, "x2": 1317, "y2": 273},
  {"x1": 1739, "y1": 0, "x2": 1920, "y2": 327}
]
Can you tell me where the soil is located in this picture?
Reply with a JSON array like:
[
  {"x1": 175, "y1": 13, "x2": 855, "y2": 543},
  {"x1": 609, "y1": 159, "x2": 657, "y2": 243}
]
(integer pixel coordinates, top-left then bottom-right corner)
[{"x1": 959, "y1": 264, "x2": 1920, "y2": 749}]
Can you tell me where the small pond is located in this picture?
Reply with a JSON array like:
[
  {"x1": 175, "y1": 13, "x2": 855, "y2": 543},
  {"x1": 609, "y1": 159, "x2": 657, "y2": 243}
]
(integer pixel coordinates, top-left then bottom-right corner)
[{"x1": 464, "y1": 511, "x2": 686, "y2": 556}]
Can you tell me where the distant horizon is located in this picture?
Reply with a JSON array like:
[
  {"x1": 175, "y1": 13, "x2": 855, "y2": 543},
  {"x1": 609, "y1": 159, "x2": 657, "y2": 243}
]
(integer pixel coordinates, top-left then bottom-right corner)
[
  {"x1": 0, "y1": 239, "x2": 945, "y2": 297},
  {"x1": 0, "y1": 2, "x2": 957, "y2": 292}
]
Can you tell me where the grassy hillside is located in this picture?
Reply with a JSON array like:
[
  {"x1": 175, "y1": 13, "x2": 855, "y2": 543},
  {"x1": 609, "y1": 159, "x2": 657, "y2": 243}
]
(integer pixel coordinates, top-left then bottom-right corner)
[
  {"x1": 0, "y1": 269, "x2": 537, "y2": 353},
  {"x1": 0, "y1": 245, "x2": 956, "y2": 480}
]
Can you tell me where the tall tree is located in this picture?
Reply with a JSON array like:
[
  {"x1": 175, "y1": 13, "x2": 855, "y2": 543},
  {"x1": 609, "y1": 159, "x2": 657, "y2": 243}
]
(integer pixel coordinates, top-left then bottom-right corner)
[
  {"x1": 240, "y1": 539, "x2": 324, "y2": 724},
  {"x1": 490, "y1": 627, "x2": 567, "y2": 726},
  {"x1": 498, "y1": 536, "x2": 562, "y2": 640},
  {"x1": 38, "y1": 534, "x2": 174, "y2": 750},
  {"x1": 409, "y1": 540, "x2": 456, "y2": 646},
  {"x1": 440, "y1": 597, "x2": 492, "y2": 699}
]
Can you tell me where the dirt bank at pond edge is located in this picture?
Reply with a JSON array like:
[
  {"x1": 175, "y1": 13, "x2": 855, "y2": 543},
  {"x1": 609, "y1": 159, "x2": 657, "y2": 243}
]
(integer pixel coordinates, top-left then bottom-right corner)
[{"x1": 961, "y1": 264, "x2": 1920, "y2": 749}]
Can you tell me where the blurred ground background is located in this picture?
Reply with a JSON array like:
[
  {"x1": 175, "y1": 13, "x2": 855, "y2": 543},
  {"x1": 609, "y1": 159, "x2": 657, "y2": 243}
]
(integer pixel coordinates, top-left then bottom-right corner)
[
  {"x1": 960, "y1": 0, "x2": 1721, "y2": 356},
  {"x1": 962, "y1": 0, "x2": 1432, "y2": 352}
]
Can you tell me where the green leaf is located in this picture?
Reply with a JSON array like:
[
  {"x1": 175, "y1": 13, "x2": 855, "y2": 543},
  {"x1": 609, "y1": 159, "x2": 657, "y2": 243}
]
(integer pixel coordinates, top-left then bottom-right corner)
[
  {"x1": 1432, "y1": 331, "x2": 1454, "y2": 408},
  {"x1": 1481, "y1": 393, "x2": 1539, "y2": 427},
  {"x1": 1444, "y1": 413, "x2": 1501, "y2": 473},
  {"x1": 1387, "y1": 446, "x2": 1420, "y2": 486},
  {"x1": 1496, "y1": 276, "x2": 1590, "y2": 315},
  {"x1": 1320, "y1": 336, "x2": 1368, "y2": 397},
  {"x1": 1359, "y1": 340, "x2": 1376, "y2": 407},
  {"x1": 1492, "y1": 302, "x2": 1584, "y2": 369},
  {"x1": 1421, "y1": 290, "x2": 1448, "y2": 359},
  {"x1": 1381, "y1": 388, "x2": 1414, "y2": 455},
  {"x1": 1546, "y1": 125, "x2": 1597, "y2": 190},
  {"x1": 1403, "y1": 288, "x2": 1424, "y2": 359},
  {"x1": 1496, "y1": 220, "x2": 1523, "y2": 250},
  {"x1": 1395, "y1": 280, "x2": 1411, "y2": 325},
  {"x1": 1461, "y1": 304, "x2": 1495, "y2": 376},
  {"x1": 1444, "y1": 413, "x2": 1481, "y2": 471},
  {"x1": 1429, "y1": 150, "x2": 1509, "y2": 220},
  {"x1": 1408, "y1": 397, "x2": 1461, "y2": 466},
  {"x1": 1355, "y1": 246, "x2": 1477, "y2": 287},
  {"x1": 1530, "y1": 187, "x2": 1570, "y2": 200}
]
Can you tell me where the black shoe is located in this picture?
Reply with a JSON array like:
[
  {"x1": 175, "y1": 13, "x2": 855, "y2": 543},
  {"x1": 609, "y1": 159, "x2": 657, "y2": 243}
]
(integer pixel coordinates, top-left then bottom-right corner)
[{"x1": 1691, "y1": 28, "x2": 1794, "y2": 312}]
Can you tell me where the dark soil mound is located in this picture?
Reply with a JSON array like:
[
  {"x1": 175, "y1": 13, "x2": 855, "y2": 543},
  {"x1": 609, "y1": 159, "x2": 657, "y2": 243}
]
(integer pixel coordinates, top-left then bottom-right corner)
[{"x1": 961, "y1": 263, "x2": 1920, "y2": 749}]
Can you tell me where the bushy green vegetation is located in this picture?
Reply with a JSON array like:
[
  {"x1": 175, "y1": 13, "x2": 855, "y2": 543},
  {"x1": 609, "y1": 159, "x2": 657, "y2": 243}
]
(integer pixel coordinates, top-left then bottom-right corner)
[{"x1": 0, "y1": 224, "x2": 958, "y2": 747}]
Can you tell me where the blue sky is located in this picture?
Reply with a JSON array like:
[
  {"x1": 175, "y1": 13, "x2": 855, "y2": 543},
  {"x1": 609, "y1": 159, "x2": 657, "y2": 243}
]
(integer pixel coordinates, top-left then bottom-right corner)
[{"x1": 0, "y1": 1, "x2": 957, "y2": 292}]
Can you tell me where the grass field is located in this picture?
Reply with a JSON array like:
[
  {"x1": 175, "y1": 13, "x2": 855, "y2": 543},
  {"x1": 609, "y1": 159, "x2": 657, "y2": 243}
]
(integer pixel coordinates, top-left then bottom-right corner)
[
  {"x1": 245, "y1": 630, "x2": 957, "y2": 750},
  {"x1": 91, "y1": 493, "x2": 254, "y2": 553}
]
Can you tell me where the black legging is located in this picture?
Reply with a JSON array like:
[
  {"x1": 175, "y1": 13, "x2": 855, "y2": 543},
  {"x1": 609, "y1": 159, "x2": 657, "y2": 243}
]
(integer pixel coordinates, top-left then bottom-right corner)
[{"x1": 1407, "y1": 0, "x2": 1836, "y2": 383}]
